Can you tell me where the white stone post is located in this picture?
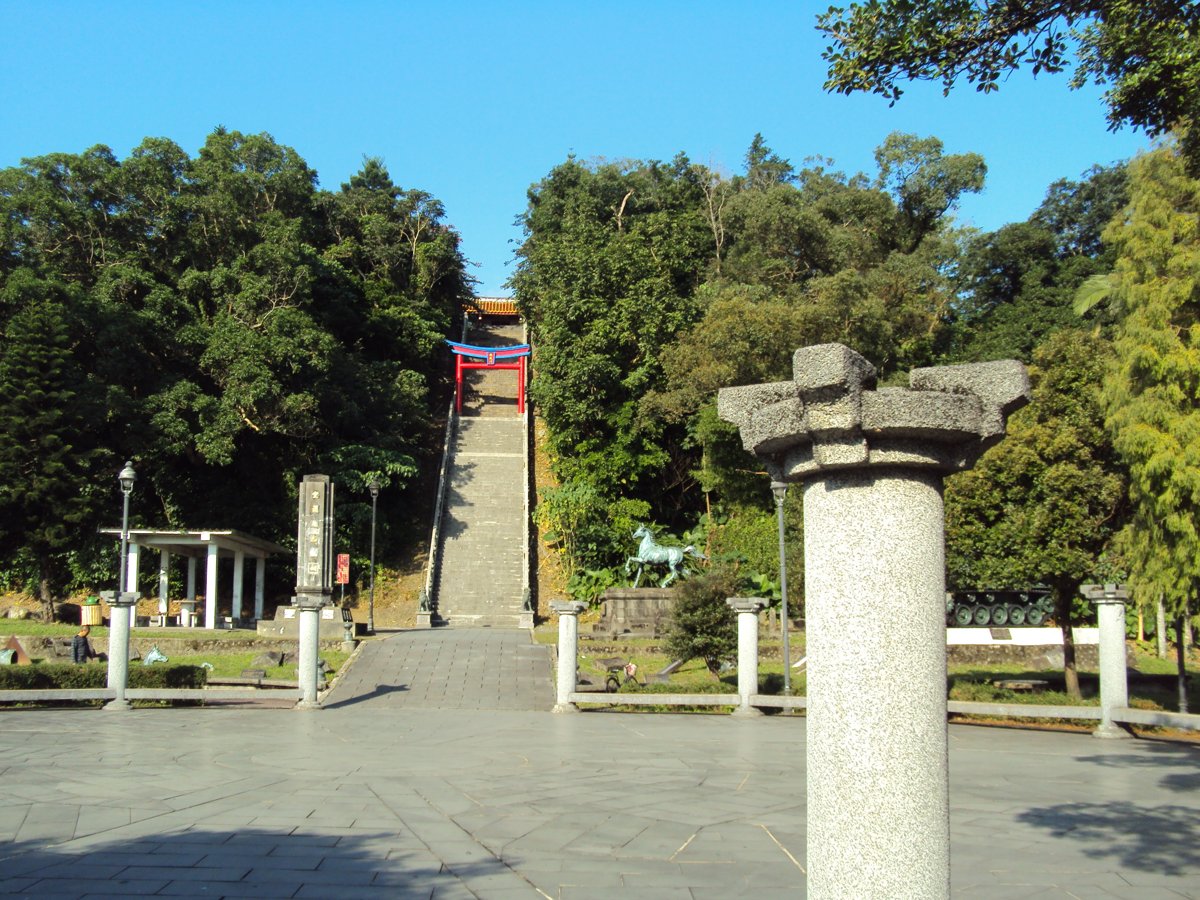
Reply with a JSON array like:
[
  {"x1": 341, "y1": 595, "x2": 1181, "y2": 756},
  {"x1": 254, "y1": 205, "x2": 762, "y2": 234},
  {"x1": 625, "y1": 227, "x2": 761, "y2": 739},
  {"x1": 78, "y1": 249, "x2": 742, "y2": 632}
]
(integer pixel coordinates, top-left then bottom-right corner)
[
  {"x1": 551, "y1": 600, "x2": 587, "y2": 713},
  {"x1": 1084, "y1": 584, "x2": 1131, "y2": 740},
  {"x1": 719, "y1": 343, "x2": 1030, "y2": 900},
  {"x1": 727, "y1": 597, "x2": 766, "y2": 717},
  {"x1": 205, "y1": 543, "x2": 219, "y2": 629}
]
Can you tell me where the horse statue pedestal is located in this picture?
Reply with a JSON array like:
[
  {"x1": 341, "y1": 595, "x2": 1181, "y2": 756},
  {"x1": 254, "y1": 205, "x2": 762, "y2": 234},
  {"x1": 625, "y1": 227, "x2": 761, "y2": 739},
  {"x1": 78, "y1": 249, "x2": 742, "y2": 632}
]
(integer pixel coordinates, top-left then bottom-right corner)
[{"x1": 597, "y1": 588, "x2": 676, "y2": 638}]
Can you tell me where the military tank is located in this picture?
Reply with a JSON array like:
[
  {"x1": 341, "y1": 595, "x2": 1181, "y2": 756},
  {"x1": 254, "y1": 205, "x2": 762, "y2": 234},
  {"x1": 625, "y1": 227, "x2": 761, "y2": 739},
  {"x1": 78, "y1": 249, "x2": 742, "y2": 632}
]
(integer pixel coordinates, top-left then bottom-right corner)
[{"x1": 945, "y1": 589, "x2": 1053, "y2": 627}]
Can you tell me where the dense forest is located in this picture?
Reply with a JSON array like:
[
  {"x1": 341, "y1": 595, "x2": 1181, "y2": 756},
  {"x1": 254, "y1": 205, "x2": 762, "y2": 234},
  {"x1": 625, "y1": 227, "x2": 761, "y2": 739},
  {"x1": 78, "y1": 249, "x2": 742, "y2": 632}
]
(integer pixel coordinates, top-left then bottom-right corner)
[
  {"x1": 4, "y1": 120, "x2": 1199, "y2": 694},
  {"x1": 0, "y1": 128, "x2": 471, "y2": 616}
]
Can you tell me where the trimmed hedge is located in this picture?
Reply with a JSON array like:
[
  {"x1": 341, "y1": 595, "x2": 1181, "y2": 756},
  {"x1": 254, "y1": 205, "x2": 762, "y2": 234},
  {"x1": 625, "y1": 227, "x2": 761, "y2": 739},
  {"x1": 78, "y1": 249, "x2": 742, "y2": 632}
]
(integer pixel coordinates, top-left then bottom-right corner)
[{"x1": 0, "y1": 663, "x2": 208, "y2": 690}]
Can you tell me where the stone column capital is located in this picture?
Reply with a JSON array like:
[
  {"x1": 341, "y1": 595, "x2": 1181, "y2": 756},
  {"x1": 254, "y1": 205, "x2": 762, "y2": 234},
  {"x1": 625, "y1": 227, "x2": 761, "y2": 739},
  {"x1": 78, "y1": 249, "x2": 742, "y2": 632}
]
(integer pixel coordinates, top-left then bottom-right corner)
[
  {"x1": 717, "y1": 343, "x2": 1030, "y2": 481},
  {"x1": 726, "y1": 597, "x2": 767, "y2": 615},
  {"x1": 293, "y1": 591, "x2": 331, "y2": 611},
  {"x1": 1082, "y1": 583, "x2": 1129, "y2": 605},
  {"x1": 550, "y1": 600, "x2": 588, "y2": 617},
  {"x1": 98, "y1": 590, "x2": 139, "y2": 608}
]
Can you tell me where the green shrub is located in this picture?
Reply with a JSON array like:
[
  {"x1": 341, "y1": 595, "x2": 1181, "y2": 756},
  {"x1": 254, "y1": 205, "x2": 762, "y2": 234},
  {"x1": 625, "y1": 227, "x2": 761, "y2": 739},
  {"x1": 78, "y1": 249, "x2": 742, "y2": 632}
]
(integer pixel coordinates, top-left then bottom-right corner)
[
  {"x1": 0, "y1": 663, "x2": 206, "y2": 690},
  {"x1": 664, "y1": 570, "x2": 739, "y2": 676}
]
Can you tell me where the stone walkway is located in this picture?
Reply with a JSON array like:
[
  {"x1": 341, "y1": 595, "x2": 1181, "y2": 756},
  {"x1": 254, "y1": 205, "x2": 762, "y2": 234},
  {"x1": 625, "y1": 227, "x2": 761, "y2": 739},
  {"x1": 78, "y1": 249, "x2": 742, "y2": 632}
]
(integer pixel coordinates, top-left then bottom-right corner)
[
  {"x1": 0, "y1": 630, "x2": 1197, "y2": 898},
  {"x1": 323, "y1": 629, "x2": 553, "y2": 711}
]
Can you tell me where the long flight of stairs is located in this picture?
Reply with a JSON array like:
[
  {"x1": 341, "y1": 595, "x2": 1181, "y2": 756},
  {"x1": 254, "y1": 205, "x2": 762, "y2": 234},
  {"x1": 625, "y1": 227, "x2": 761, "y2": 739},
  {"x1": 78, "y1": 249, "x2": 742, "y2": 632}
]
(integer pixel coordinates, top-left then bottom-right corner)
[{"x1": 431, "y1": 320, "x2": 529, "y2": 628}]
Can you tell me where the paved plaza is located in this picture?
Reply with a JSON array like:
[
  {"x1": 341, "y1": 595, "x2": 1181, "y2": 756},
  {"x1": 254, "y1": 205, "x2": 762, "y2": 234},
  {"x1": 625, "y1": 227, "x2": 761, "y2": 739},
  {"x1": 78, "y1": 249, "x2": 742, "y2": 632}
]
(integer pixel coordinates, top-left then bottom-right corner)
[{"x1": 0, "y1": 629, "x2": 1197, "y2": 898}]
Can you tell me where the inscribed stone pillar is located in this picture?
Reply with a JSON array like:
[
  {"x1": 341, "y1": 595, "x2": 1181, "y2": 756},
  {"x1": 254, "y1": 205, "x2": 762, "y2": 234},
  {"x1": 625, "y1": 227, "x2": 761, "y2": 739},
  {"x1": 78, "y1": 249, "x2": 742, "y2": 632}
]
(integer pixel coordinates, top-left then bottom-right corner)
[
  {"x1": 551, "y1": 600, "x2": 587, "y2": 713},
  {"x1": 726, "y1": 597, "x2": 766, "y2": 717},
  {"x1": 719, "y1": 343, "x2": 1029, "y2": 900},
  {"x1": 295, "y1": 475, "x2": 335, "y2": 709},
  {"x1": 1083, "y1": 584, "x2": 1131, "y2": 740}
]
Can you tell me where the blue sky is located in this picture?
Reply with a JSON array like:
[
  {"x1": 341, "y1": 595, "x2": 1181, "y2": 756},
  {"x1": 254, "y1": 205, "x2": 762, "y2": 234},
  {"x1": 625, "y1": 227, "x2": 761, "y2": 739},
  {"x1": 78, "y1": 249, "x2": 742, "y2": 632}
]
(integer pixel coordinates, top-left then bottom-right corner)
[{"x1": 2, "y1": 1, "x2": 1150, "y2": 296}]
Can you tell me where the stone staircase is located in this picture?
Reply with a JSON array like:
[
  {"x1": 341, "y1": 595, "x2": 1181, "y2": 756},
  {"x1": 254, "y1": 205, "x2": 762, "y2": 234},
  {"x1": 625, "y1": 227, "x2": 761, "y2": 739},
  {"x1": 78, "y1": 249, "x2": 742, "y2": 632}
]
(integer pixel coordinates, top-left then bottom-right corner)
[{"x1": 432, "y1": 320, "x2": 529, "y2": 628}]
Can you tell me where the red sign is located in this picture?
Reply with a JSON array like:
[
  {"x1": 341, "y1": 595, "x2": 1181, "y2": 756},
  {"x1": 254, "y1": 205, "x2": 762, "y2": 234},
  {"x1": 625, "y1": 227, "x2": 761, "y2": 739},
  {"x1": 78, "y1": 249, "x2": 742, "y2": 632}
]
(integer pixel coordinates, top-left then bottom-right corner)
[{"x1": 336, "y1": 553, "x2": 350, "y2": 585}]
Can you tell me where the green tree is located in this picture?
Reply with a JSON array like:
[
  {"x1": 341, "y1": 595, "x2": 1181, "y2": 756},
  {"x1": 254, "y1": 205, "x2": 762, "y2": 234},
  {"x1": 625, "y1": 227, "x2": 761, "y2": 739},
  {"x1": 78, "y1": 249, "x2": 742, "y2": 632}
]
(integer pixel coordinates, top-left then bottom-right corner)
[
  {"x1": 818, "y1": 2, "x2": 1200, "y2": 170},
  {"x1": 0, "y1": 294, "x2": 108, "y2": 618},
  {"x1": 1100, "y1": 141, "x2": 1200, "y2": 710},
  {"x1": 949, "y1": 163, "x2": 1129, "y2": 361},
  {"x1": 946, "y1": 329, "x2": 1126, "y2": 698}
]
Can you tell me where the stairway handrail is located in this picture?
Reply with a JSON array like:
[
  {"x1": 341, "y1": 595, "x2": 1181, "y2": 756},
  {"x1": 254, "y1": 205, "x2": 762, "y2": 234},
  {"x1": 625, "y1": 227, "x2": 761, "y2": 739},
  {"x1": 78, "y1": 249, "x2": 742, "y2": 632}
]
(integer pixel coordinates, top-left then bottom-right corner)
[
  {"x1": 424, "y1": 398, "x2": 458, "y2": 616},
  {"x1": 521, "y1": 323, "x2": 531, "y2": 615}
]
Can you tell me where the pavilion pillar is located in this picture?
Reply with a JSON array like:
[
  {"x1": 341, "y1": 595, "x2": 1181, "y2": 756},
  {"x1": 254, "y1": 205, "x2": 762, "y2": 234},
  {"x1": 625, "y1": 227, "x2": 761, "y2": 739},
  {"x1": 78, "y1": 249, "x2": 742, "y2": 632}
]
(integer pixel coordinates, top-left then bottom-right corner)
[
  {"x1": 125, "y1": 543, "x2": 140, "y2": 594},
  {"x1": 186, "y1": 557, "x2": 197, "y2": 603},
  {"x1": 158, "y1": 550, "x2": 170, "y2": 615},
  {"x1": 719, "y1": 344, "x2": 1029, "y2": 900},
  {"x1": 255, "y1": 556, "x2": 266, "y2": 621},
  {"x1": 205, "y1": 543, "x2": 219, "y2": 629},
  {"x1": 232, "y1": 550, "x2": 245, "y2": 623}
]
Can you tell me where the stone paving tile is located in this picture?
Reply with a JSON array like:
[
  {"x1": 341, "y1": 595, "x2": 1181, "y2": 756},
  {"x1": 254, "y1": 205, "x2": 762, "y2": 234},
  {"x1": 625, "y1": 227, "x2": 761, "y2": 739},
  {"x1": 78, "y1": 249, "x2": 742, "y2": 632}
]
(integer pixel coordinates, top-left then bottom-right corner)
[{"x1": 0, "y1": 631, "x2": 1198, "y2": 898}]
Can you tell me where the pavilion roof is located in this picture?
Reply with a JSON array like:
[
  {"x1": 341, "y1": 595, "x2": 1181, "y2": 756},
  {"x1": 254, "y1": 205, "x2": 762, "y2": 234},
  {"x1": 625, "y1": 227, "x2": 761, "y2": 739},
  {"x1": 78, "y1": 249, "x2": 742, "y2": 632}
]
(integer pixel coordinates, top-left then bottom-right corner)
[{"x1": 98, "y1": 529, "x2": 290, "y2": 559}]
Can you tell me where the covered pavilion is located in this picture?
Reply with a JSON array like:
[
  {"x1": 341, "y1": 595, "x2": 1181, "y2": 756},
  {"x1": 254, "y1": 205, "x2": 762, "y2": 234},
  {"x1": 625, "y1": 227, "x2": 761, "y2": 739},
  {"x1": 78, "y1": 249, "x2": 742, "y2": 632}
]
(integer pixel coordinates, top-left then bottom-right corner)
[{"x1": 100, "y1": 529, "x2": 290, "y2": 629}]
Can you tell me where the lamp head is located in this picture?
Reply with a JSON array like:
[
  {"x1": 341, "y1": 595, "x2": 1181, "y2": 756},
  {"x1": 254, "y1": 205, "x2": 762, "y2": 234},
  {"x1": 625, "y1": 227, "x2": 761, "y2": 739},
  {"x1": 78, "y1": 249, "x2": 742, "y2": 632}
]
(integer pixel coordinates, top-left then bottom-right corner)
[
  {"x1": 770, "y1": 480, "x2": 788, "y2": 502},
  {"x1": 368, "y1": 479, "x2": 381, "y2": 499},
  {"x1": 118, "y1": 461, "x2": 136, "y2": 496}
]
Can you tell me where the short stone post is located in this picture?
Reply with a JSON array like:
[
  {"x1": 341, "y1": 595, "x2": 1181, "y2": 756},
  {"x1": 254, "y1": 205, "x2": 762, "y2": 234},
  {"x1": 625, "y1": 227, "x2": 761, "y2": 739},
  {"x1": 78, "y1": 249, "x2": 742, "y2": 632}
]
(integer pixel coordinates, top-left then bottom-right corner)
[
  {"x1": 552, "y1": 600, "x2": 587, "y2": 713},
  {"x1": 294, "y1": 475, "x2": 335, "y2": 710},
  {"x1": 100, "y1": 590, "x2": 138, "y2": 711},
  {"x1": 720, "y1": 343, "x2": 1029, "y2": 899},
  {"x1": 727, "y1": 597, "x2": 766, "y2": 717},
  {"x1": 1083, "y1": 583, "x2": 1131, "y2": 739}
]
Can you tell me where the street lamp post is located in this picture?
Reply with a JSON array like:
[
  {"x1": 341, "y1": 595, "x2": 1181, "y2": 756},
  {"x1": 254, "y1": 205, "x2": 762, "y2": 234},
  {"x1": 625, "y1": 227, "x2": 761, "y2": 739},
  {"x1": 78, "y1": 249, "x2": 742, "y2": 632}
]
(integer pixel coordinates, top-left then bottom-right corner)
[
  {"x1": 771, "y1": 480, "x2": 791, "y2": 696},
  {"x1": 118, "y1": 461, "x2": 134, "y2": 591},
  {"x1": 368, "y1": 479, "x2": 380, "y2": 635},
  {"x1": 104, "y1": 461, "x2": 138, "y2": 711}
]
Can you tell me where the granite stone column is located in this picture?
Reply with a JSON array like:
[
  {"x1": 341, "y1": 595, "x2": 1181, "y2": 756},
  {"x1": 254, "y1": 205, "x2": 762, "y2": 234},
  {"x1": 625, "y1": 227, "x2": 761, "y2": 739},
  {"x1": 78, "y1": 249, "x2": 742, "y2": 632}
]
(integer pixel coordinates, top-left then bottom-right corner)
[
  {"x1": 552, "y1": 600, "x2": 587, "y2": 713},
  {"x1": 727, "y1": 597, "x2": 766, "y2": 717},
  {"x1": 720, "y1": 343, "x2": 1029, "y2": 899},
  {"x1": 101, "y1": 590, "x2": 138, "y2": 711},
  {"x1": 1084, "y1": 583, "x2": 1131, "y2": 740}
]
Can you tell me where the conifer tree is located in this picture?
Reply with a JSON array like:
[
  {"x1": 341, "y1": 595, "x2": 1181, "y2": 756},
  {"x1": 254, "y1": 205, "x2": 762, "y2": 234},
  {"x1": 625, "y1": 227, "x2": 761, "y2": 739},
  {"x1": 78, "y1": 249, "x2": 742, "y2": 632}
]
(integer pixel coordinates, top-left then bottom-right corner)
[
  {"x1": 1101, "y1": 140, "x2": 1200, "y2": 711},
  {"x1": 0, "y1": 297, "x2": 106, "y2": 619}
]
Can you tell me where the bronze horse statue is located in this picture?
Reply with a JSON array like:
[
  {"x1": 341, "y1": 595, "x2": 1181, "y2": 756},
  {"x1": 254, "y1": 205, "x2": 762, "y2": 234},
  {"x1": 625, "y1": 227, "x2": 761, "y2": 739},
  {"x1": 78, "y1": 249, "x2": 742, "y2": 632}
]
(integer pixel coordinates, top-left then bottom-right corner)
[{"x1": 625, "y1": 525, "x2": 705, "y2": 587}]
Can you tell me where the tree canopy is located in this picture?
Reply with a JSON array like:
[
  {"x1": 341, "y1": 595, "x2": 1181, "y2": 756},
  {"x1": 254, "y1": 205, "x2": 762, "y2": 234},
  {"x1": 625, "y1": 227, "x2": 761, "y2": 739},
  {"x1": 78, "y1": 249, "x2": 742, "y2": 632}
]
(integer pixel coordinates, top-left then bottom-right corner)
[{"x1": 818, "y1": 2, "x2": 1200, "y2": 171}]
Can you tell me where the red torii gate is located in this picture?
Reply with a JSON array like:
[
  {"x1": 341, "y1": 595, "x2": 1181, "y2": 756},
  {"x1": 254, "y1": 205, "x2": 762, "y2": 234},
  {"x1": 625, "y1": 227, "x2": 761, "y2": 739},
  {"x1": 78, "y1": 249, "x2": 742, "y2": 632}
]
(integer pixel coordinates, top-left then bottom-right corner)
[{"x1": 447, "y1": 340, "x2": 531, "y2": 414}]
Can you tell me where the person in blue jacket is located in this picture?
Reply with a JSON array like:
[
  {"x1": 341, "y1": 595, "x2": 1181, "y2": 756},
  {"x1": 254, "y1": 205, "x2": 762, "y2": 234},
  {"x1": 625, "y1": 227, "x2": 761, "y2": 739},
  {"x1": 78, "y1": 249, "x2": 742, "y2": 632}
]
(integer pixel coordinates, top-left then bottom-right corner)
[{"x1": 71, "y1": 625, "x2": 98, "y2": 664}]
